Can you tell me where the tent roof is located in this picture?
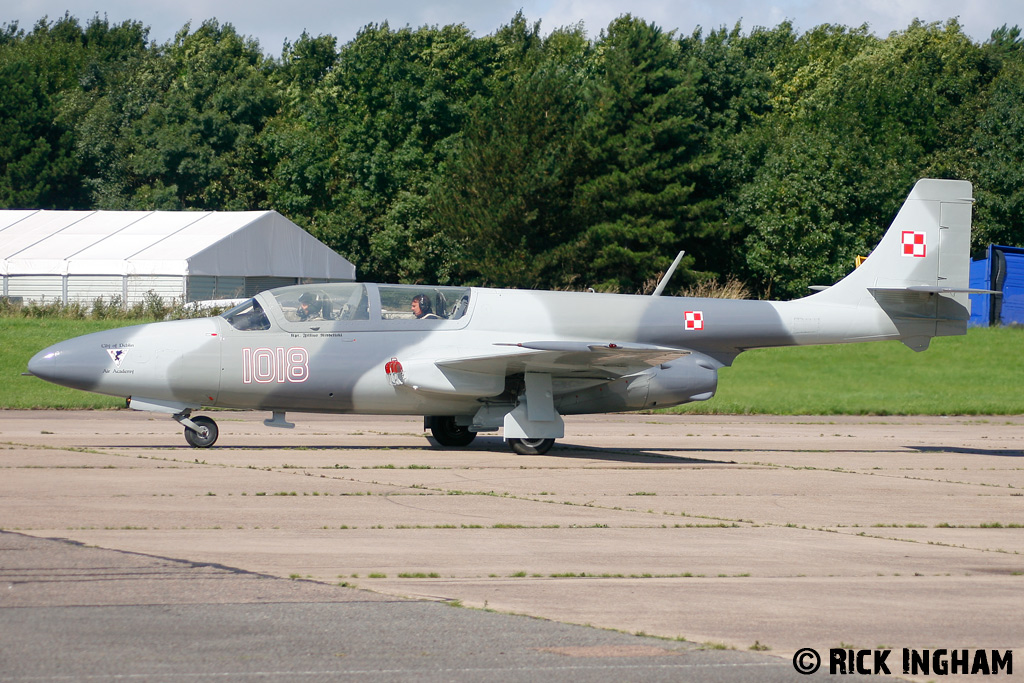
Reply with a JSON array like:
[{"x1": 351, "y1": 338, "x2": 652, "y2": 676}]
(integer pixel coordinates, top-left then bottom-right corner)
[{"x1": 0, "y1": 210, "x2": 355, "y2": 279}]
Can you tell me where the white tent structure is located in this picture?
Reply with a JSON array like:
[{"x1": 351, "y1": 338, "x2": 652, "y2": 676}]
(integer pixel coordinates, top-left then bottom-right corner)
[{"x1": 1, "y1": 210, "x2": 355, "y2": 304}]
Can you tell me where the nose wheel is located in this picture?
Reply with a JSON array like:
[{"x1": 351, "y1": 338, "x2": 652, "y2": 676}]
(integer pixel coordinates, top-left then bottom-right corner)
[{"x1": 183, "y1": 415, "x2": 219, "y2": 448}]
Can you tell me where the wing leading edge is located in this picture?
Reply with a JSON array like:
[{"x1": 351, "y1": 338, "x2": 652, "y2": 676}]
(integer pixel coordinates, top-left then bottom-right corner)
[{"x1": 435, "y1": 341, "x2": 692, "y2": 379}]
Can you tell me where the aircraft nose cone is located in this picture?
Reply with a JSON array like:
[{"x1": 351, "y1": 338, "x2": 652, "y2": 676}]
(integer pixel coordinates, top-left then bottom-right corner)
[
  {"x1": 27, "y1": 346, "x2": 58, "y2": 381},
  {"x1": 26, "y1": 339, "x2": 103, "y2": 392}
]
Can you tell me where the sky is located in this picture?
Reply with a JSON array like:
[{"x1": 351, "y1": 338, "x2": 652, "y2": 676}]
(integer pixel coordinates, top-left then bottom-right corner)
[{"x1": 5, "y1": 0, "x2": 1023, "y2": 54}]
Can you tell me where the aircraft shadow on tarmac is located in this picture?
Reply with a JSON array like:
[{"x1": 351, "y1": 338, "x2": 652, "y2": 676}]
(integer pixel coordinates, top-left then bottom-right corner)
[
  {"x1": 458, "y1": 437, "x2": 743, "y2": 464},
  {"x1": 909, "y1": 445, "x2": 1024, "y2": 458},
  {"x1": 126, "y1": 437, "x2": 1023, "y2": 465},
  {"x1": 133, "y1": 437, "x2": 736, "y2": 465}
]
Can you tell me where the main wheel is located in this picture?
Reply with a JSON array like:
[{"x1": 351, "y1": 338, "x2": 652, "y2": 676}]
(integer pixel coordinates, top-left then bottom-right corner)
[
  {"x1": 427, "y1": 416, "x2": 476, "y2": 447},
  {"x1": 508, "y1": 437, "x2": 554, "y2": 455},
  {"x1": 184, "y1": 415, "x2": 218, "y2": 448}
]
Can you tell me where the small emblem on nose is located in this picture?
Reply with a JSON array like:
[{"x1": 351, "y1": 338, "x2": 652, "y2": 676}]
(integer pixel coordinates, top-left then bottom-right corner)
[{"x1": 106, "y1": 348, "x2": 127, "y2": 367}]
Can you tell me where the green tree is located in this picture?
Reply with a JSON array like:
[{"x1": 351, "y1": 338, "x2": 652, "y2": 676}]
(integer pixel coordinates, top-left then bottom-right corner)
[
  {"x1": 739, "y1": 20, "x2": 986, "y2": 298},
  {"x1": 59, "y1": 16, "x2": 153, "y2": 208},
  {"x1": 676, "y1": 23, "x2": 788, "y2": 283},
  {"x1": 5, "y1": 9, "x2": 1018, "y2": 302},
  {"x1": 78, "y1": 20, "x2": 277, "y2": 210},
  {"x1": 569, "y1": 15, "x2": 710, "y2": 292},
  {"x1": 259, "y1": 32, "x2": 339, "y2": 220},
  {"x1": 0, "y1": 16, "x2": 91, "y2": 208},
  {"x1": 971, "y1": 55, "x2": 1024, "y2": 248},
  {"x1": 432, "y1": 37, "x2": 589, "y2": 288},
  {"x1": 264, "y1": 22, "x2": 490, "y2": 283}
]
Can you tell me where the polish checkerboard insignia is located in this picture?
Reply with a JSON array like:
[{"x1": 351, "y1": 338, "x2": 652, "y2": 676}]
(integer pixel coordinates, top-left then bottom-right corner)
[
  {"x1": 684, "y1": 310, "x2": 704, "y2": 331},
  {"x1": 901, "y1": 230, "x2": 926, "y2": 258}
]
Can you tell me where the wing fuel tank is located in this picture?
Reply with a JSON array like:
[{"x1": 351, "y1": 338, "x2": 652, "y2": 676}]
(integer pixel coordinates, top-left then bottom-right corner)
[
  {"x1": 556, "y1": 355, "x2": 718, "y2": 414},
  {"x1": 631, "y1": 356, "x2": 719, "y2": 408}
]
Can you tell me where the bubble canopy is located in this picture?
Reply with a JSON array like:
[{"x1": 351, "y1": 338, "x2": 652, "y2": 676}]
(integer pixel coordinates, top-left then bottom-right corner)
[{"x1": 223, "y1": 283, "x2": 473, "y2": 331}]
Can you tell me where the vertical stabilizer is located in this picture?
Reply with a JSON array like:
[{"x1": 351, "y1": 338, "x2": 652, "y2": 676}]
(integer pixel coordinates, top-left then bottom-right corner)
[{"x1": 804, "y1": 179, "x2": 974, "y2": 350}]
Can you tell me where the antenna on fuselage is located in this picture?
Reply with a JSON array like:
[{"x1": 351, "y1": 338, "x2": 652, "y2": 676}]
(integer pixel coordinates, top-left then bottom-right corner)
[{"x1": 651, "y1": 251, "x2": 685, "y2": 296}]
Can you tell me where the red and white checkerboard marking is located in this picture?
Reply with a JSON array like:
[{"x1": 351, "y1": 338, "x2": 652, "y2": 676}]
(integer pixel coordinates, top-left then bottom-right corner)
[
  {"x1": 684, "y1": 310, "x2": 704, "y2": 331},
  {"x1": 902, "y1": 231, "x2": 927, "y2": 258}
]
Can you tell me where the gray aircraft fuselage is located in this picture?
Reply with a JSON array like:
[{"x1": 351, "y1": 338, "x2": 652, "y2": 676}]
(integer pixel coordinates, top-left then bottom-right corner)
[{"x1": 27, "y1": 179, "x2": 978, "y2": 453}]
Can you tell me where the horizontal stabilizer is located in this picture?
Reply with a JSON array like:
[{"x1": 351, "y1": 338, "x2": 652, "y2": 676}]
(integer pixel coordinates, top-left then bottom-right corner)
[
  {"x1": 869, "y1": 286, "x2": 1000, "y2": 296},
  {"x1": 902, "y1": 286, "x2": 1001, "y2": 295}
]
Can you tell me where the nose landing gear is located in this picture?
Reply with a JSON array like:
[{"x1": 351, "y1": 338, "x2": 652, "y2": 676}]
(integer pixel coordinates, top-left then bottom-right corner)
[{"x1": 174, "y1": 411, "x2": 219, "y2": 448}]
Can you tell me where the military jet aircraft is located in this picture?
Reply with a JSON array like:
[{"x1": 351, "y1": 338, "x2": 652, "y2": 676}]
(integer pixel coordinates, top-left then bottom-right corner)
[{"x1": 27, "y1": 179, "x2": 980, "y2": 454}]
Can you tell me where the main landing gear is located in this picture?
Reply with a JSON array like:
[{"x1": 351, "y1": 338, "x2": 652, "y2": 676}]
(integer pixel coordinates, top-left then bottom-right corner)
[
  {"x1": 507, "y1": 438, "x2": 555, "y2": 455},
  {"x1": 425, "y1": 416, "x2": 477, "y2": 447},
  {"x1": 426, "y1": 416, "x2": 555, "y2": 454}
]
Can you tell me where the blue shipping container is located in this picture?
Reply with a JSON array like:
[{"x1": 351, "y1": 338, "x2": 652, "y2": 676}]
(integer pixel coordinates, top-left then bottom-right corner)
[{"x1": 969, "y1": 245, "x2": 1024, "y2": 326}]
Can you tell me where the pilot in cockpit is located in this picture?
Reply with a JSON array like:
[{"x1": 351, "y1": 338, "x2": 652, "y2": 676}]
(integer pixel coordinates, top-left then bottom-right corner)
[
  {"x1": 296, "y1": 291, "x2": 328, "y2": 321},
  {"x1": 411, "y1": 294, "x2": 440, "y2": 319}
]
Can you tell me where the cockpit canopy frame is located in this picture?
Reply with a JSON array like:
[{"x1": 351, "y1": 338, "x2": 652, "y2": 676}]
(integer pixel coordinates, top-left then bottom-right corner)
[{"x1": 223, "y1": 283, "x2": 474, "y2": 332}]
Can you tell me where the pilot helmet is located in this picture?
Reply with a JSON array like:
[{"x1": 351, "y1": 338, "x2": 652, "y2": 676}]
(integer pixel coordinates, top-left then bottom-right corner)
[{"x1": 412, "y1": 294, "x2": 432, "y2": 315}]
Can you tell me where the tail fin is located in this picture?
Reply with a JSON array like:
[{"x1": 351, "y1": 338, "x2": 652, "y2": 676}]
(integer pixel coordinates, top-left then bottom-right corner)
[{"x1": 810, "y1": 179, "x2": 975, "y2": 350}]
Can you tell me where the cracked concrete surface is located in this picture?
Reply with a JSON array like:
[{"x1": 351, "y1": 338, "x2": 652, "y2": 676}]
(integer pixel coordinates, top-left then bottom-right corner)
[{"x1": 2, "y1": 410, "x2": 1022, "y2": 673}]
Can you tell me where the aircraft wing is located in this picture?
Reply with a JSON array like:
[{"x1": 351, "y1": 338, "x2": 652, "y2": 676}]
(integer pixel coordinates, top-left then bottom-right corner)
[{"x1": 435, "y1": 341, "x2": 691, "y2": 379}]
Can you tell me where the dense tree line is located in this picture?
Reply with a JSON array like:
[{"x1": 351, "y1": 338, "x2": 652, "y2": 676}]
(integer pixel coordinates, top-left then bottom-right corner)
[{"x1": 2, "y1": 12, "x2": 1022, "y2": 298}]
